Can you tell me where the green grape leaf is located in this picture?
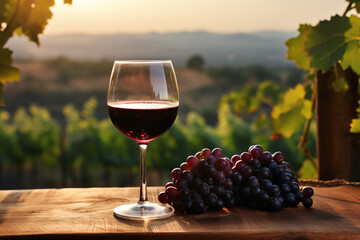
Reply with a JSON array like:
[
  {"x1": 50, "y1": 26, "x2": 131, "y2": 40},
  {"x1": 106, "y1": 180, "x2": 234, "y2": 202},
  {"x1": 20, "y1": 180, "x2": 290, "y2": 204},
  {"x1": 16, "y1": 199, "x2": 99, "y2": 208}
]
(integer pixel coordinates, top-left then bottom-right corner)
[
  {"x1": 272, "y1": 107, "x2": 304, "y2": 138},
  {"x1": 271, "y1": 84, "x2": 308, "y2": 138},
  {"x1": 285, "y1": 24, "x2": 312, "y2": 71},
  {"x1": 341, "y1": 15, "x2": 360, "y2": 74},
  {"x1": 299, "y1": 159, "x2": 317, "y2": 179},
  {"x1": 0, "y1": 48, "x2": 20, "y2": 105},
  {"x1": 301, "y1": 99, "x2": 312, "y2": 119},
  {"x1": 350, "y1": 118, "x2": 360, "y2": 133},
  {"x1": 0, "y1": 47, "x2": 20, "y2": 83},
  {"x1": 305, "y1": 15, "x2": 351, "y2": 73},
  {"x1": 17, "y1": 0, "x2": 55, "y2": 45}
]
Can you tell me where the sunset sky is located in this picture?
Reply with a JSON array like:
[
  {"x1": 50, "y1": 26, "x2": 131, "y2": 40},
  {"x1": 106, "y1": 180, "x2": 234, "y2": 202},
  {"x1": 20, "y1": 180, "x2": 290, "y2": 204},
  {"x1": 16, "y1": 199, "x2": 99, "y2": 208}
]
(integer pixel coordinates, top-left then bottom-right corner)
[{"x1": 46, "y1": 0, "x2": 346, "y2": 35}]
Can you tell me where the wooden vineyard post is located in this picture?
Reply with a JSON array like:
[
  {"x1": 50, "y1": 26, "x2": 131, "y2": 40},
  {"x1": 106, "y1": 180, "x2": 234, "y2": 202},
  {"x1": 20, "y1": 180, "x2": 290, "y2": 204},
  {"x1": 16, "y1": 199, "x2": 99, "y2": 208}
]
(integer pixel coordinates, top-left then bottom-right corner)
[{"x1": 316, "y1": 67, "x2": 360, "y2": 181}]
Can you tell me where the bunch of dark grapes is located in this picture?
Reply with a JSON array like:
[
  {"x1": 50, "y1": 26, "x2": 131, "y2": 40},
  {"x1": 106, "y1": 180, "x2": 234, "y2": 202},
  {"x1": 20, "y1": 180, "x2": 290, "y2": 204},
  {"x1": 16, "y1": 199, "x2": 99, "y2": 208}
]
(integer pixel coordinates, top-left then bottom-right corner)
[
  {"x1": 158, "y1": 145, "x2": 314, "y2": 214},
  {"x1": 158, "y1": 147, "x2": 236, "y2": 214},
  {"x1": 232, "y1": 145, "x2": 314, "y2": 211}
]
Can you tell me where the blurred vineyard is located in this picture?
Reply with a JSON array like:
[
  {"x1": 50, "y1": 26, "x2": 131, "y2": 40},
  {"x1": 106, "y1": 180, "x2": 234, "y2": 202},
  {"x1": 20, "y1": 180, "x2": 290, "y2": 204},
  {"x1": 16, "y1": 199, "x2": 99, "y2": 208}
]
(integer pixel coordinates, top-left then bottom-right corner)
[{"x1": 0, "y1": 79, "x2": 317, "y2": 190}]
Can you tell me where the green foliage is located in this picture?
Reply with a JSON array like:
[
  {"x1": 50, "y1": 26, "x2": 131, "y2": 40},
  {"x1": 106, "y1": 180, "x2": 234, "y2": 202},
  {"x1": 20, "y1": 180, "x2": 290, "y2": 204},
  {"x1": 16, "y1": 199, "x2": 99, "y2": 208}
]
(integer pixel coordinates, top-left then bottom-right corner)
[
  {"x1": 0, "y1": 0, "x2": 72, "y2": 104},
  {"x1": 298, "y1": 159, "x2": 317, "y2": 179},
  {"x1": 272, "y1": 84, "x2": 312, "y2": 138}
]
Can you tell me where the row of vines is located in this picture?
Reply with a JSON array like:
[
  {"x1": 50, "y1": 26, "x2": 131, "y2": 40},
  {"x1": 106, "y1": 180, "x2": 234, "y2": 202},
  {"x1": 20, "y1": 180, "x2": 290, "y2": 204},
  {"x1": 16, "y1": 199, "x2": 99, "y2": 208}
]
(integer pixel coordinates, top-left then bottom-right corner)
[{"x1": 0, "y1": 80, "x2": 317, "y2": 189}]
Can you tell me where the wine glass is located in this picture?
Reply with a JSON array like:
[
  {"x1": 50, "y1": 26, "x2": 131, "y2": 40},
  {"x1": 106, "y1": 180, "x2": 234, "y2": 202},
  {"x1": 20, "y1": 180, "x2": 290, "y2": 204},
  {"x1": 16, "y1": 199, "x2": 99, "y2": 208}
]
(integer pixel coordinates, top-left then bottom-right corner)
[{"x1": 107, "y1": 60, "x2": 179, "y2": 220}]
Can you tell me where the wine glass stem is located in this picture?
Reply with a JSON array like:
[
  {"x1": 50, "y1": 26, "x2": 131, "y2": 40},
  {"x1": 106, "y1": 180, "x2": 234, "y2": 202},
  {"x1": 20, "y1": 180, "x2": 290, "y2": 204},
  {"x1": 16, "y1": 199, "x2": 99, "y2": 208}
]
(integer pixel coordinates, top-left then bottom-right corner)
[{"x1": 138, "y1": 143, "x2": 148, "y2": 203}]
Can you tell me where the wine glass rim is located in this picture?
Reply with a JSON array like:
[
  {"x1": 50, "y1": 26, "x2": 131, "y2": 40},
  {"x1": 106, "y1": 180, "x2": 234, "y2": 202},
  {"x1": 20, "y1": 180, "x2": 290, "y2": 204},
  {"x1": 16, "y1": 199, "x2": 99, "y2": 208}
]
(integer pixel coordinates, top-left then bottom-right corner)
[{"x1": 114, "y1": 60, "x2": 172, "y2": 64}]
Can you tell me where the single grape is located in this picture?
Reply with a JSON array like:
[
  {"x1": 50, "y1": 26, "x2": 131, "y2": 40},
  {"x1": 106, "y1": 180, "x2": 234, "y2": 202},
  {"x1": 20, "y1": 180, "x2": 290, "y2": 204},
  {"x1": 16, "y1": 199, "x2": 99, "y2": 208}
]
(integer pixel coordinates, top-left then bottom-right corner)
[
  {"x1": 250, "y1": 158, "x2": 261, "y2": 169},
  {"x1": 259, "y1": 151, "x2": 272, "y2": 165},
  {"x1": 175, "y1": 178, "x2": 188, "y2": 189},
  {"x1": 203, "y1": 176, "x2": 215, "y2": 185},
  {"x1": 180, "y1": 162, "x2": 191, "y2": 171},
  {"x1": 224, "y1": 167, "x2": 233, "y2": 178},
  {"x1": 165, "y1": 182, "x2": 174, "y2": 189},
  {"x1": 225, "y1": 198, "x2": 236, "y2": 209},
  {"x1": 201, "y1": 148, "x2": 212, "y2": 159},
  {"x1": 268, "y1": 185, "x2": 281, "y2": 197},
  {"x1": 215, "y1": 158, "x2": 228, "y2": 171},
  {"x1": 191, "y1": 189, "x2": 202, "y2": 199},
  {"x1": 212, "y1": 148, "x2": 223, "y2": 160},
  {"x1": 248, "y1": 145, "x2": 256, "y2": 152},
  {"x1": 195, "y1": 151, "x2": 202, "y2": 160},
  {"x1": 290, "y1": 182, "x2": 300, "y2": 193},
  {"x1": 296, "y1": 191, "x2": 304, "y2": 203},
  {"x1": 212, "y1": 184, "x2": 225, "y2": 197},
  {"x1": 165, "y1": 186, "x2": 178, "y2": 200},
  {"x1": 241, "y1": 166, "x2": 253, "y2": 178},
  {"x1": 280, "y1": 183, "x2": 291, "y2": 194},
  {"x1": 223, "y1": 178, "x2": 233, "y2": 190},
  {"x1": 213, "y1": 198, "x2": 224, "y2": 211},
  {"x1": 247, "y1": 176, "x2": 259, "y2": 188},
  {"x1": 198, "y1": 182, "x2": 210, "y2": 196},
  {"x1": 272, "y1": 151, "x2": 284, "y2": 163},
  {"x1": 303, "y1": 186, "x2": 314, "y2": 197},
  {"x1": 250, "y1": 186, "x2": 261, "y2": 198},
  {"x1": 269, "y1": 198, "x2": 283, "y2": 211},
  {"x1": 172, "y1": 197, "x2": 183, "y2": 210},
  {"x1": 240, "y1": 152, "x2": 252, "y2": 164},
  {"x1": 253, "y1": 144, "x2": 264, "y2": 153},
  {"x1": 205, "y1": 193, "x2": 218, "y2": 209},
  {"x1": 281, "y1": 173, "x2": 291, "y2": 183},
  {"x1": 232, "y1": 172, "x2": 244, "y2": 185},
  {"x1": 183, "y1": 199, "x2": 193, "y2": 212},
  {"x1": 267, "y1": 160, "x2": 277, "y2": 170},
  {"x1": 191, "y1": 199, "x2": 207, "y2": 214},
  {"x1": 257, "y1": 191, "x2": 270, "y2": 203},
  {"x1": 250, "y1": 148, "x2": 261, "y2": 159},
  {"x1": 214, "y1": 171, "x2": 226, "y2": 184},
  {"x1": 284, "y1": 193, "x2": 297, "y2": 207},
  {"x1": 171, "y1": 168, "x2": 182, "y2": 180},
  {"x1": 179, "y1": 187, "x2": 192, "y2": 200},
  {"x1": 207, "y1": 156, "x2": 217, "y2": 165},
  {"x1": 235, "y1": 160, "x2": 246, "y2": 171},
  {"x1": 302, "y1": 197, "x2": 313, "y2": 208},
  {"x1": 158, "y1": 191, "x2": 168, "y2": 204},
  {"x1": 260, "y1": 179, "x2": 273, "y2": 191},
  {"x1": 231, "y1": 154, "x2": 241, "y2": 164},
  {"x1": 187, "y1": 156, "x2": 200, "y2": 168},
  {"x1": 191, "y1": 167, "x2": 200, "y2": 178},
  {"x1": 258, "y1": 167, "x2": 272, "y2": 179},
  {"x1": 205, "y1": 164, "x2": 217, "y2": 177},
  {"x1": 283, "y1": 161, "x2": 291, "y2": 169},
  {"x1": 222, "y1": 190, "x2": 234, "y2": 203},
  {"x1": 181, "y1": 170, "x2": 194, "y2": 182}
]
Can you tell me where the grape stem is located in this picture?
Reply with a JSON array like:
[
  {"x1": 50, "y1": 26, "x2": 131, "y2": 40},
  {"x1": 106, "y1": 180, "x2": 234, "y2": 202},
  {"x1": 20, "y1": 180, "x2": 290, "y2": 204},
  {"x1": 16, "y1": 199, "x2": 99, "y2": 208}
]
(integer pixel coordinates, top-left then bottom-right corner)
[
  {"x1": 342, "y1": 2, "x2": 355, "y2": 17},
  {"x1": 297, "y1": 84, "x2": 317, "y2": 169}
]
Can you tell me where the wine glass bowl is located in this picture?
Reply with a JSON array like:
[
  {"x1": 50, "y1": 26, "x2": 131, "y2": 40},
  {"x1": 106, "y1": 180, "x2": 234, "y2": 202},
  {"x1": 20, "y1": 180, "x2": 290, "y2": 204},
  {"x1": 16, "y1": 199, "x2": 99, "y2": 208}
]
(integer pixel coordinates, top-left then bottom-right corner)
[{"x1": 107, "y1": 60, "x2": 179, "y2": 220}]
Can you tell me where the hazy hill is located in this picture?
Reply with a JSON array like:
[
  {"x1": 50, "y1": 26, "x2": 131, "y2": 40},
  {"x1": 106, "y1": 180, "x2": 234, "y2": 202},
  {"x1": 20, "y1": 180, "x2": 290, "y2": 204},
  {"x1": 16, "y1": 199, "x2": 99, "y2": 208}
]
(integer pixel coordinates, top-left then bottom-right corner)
[{"x1": 7, "y1": 31, "x2": 296, "y2": 67}]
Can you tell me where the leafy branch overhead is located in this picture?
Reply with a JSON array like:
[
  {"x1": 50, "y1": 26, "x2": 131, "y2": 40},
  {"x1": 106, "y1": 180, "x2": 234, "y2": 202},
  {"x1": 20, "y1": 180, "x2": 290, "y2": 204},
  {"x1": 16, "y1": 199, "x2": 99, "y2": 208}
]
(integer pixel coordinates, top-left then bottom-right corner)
[
  {"x1": 272, "y1": 0, "x2": 360, "y2": 139},
  {"x1": 0, "y1": 0, "x2": 72, "y2": 105}
]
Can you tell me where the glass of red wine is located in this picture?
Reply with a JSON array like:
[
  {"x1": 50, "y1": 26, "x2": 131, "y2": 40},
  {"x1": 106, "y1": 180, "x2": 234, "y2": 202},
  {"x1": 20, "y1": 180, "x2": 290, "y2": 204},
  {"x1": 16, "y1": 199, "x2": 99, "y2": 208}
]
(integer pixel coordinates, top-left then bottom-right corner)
[{"x1": 107, "y1": 60, "x2": 179, "y2": 220}]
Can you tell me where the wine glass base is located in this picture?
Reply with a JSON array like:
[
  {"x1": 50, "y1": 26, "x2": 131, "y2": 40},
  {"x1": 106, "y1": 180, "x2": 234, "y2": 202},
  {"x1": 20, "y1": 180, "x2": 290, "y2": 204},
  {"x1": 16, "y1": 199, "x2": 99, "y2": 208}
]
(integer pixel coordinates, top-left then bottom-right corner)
[{"x1": 113, "y1": 201, "x2": 174, "y2": 220}]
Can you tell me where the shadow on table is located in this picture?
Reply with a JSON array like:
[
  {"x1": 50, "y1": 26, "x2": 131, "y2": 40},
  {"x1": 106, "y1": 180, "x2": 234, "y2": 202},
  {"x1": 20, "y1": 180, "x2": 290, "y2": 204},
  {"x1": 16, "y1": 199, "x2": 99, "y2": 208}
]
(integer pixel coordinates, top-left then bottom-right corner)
[{"x1": 0, "y1": 190, "x2": 31, "y2": 225}]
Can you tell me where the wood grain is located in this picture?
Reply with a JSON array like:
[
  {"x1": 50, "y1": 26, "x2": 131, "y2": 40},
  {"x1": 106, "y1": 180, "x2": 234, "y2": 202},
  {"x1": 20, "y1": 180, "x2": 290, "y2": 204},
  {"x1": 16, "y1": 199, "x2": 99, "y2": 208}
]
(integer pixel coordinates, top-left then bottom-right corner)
[{"x1": 0, "y1": 186, "x2": 359, "y2": 239}]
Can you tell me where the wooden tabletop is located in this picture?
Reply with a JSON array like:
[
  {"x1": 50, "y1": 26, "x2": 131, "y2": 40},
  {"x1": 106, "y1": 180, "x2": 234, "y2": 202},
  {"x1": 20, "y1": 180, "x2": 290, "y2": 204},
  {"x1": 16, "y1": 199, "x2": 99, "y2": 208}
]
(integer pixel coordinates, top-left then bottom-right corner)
[{"x1": 0, "y1": 186, "x2": 359, "y2": 239}]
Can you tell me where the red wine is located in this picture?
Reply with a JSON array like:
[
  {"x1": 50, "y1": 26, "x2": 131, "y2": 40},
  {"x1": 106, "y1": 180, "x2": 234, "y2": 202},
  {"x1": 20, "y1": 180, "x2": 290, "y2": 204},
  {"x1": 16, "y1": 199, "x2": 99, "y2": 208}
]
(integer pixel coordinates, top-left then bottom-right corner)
[{"x1": 108, "y1": 101, "x2": 179, "y2": 143}]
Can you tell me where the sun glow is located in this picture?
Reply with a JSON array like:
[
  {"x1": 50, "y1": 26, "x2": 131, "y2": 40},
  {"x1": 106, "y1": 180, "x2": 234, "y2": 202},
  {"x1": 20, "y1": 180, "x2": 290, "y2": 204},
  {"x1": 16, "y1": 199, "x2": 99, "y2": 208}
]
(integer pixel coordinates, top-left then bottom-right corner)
[{"x1": 47, "y1": 0, "x2": 344, "y2": 35}]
